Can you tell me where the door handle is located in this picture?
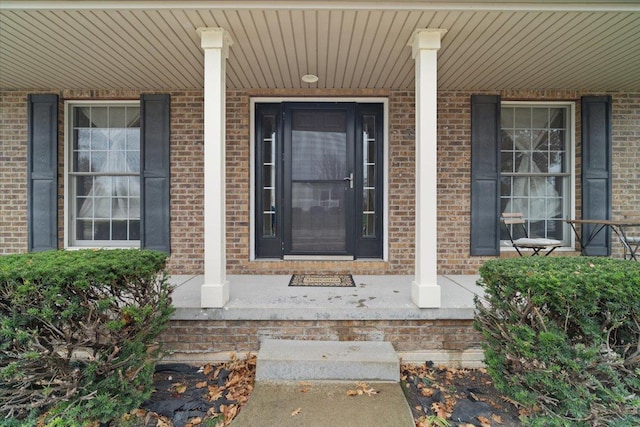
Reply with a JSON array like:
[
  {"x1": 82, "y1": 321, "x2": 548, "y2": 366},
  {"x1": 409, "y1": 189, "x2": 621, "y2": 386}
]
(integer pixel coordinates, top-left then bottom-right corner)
[{"x1": 343, "y1": 172, "x2": 353, "y2": 189}]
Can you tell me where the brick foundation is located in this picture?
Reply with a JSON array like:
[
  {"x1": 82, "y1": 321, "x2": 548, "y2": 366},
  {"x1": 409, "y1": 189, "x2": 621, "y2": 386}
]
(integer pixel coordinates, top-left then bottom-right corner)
[{"x1": 158, "y1": 319, "x2": 484, "y2": 366}]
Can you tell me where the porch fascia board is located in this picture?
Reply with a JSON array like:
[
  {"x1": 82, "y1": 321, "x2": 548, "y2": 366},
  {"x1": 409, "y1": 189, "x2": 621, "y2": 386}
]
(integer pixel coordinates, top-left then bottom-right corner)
[
  {"x1": 410, "y1": 28, "x2": 447, "y2": 308},
  {"x1": 4, "y1": 1, "x2": 639, "y2": 13},
  {"x1": 199, "y1": 27, "x2": 233, "y2": 308}
]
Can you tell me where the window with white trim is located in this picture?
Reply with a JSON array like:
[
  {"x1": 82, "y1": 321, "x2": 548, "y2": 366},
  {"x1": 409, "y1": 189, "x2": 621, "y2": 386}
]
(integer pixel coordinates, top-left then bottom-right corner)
[
  {"x1": 66, "y1": 102, "x2": 141, "y2": 247},
  {"x1": 500, "y1": 103, "x2": 573, "y2": 246}
]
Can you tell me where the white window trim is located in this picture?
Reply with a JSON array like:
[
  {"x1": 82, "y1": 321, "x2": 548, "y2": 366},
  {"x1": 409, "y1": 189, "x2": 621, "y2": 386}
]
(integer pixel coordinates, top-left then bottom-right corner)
[
  {"x1": 499, "y1": 100, "x2": 576, "y2": 252},
  {"x1": 248, "y1": 97, "x2": 389, "y2": 261},
  {"x1": 63, "y1": 99, "x2": 141, "y2": 250}
]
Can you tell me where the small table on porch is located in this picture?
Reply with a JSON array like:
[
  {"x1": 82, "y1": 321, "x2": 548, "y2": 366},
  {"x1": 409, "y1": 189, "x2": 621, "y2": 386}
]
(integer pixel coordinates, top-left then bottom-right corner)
[{"x1": 565, "y1": 218, "x2": 640, "y2": 260}]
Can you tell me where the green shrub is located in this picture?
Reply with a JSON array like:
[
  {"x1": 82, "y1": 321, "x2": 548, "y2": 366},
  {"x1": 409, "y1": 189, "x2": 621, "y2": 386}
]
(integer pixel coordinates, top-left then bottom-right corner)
[
  {"x1": 474, "y1": 257, "x2": 640, "y2": 426},
  {"x1": 0, "y1": 249, "x2": 174, "y2": 426}
]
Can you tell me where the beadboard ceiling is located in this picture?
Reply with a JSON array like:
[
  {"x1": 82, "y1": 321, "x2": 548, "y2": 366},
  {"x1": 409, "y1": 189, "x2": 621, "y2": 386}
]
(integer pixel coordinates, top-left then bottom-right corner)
[{"x1": 1, "y1": 1, "x2": 639, "y2": 91}]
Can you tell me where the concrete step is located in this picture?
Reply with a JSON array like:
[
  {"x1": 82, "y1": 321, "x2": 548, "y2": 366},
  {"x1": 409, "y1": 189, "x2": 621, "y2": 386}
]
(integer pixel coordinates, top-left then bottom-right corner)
[{"x1": 255, "y1": 339, "x2": 400, "y2": 382}]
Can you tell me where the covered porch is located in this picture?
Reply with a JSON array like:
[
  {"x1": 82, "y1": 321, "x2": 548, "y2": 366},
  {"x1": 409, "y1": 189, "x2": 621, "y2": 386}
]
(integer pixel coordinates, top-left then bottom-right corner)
[
  {"x1": 171, "y1": 274, "x2": 481, "y2": 319},
  {"x1": 163, "y1": 274, "x2": 485, "y2": 366}
]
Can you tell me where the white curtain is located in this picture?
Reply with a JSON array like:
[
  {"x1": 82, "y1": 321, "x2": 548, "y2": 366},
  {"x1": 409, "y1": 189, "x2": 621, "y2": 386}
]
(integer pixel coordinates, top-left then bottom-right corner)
[
  {"x1": 504, "y1": 113, "x2": 562, "y2": 218},
  {"x1": 79, "y1": 132, "x2": 140, "y2": 219}
]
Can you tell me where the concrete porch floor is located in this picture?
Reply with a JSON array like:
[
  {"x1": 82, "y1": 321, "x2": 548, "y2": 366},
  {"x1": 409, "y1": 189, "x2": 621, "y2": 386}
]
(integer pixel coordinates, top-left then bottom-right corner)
[{"x1": 169, "y1": 275, "x2": 483, "y2": 321}]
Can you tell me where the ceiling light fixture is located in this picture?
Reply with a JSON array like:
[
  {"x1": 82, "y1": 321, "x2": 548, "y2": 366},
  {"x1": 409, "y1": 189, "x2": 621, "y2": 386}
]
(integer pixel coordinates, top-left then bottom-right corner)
[{"x1": 301, "y1": 74, "x2": 319, "y2": 83}]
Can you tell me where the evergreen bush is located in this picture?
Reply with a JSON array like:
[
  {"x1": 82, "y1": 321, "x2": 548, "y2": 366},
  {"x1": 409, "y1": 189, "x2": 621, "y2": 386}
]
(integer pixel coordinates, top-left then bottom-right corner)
[
  {"x1": 0, "y1": 249, "x2": 174, "y2": 426},
  {"x1": 474, "y1": 257, "x2": 640, "y2": 426}
]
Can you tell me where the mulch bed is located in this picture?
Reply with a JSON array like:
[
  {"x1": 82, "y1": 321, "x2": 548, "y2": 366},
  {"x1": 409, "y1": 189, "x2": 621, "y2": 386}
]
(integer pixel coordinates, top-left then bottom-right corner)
[
  {"x1": 401, "y1": 362, "x2": 523, "y2": 427},
  {"x1": 121, "y1": 356, "x2": 523, "y2": 427}
]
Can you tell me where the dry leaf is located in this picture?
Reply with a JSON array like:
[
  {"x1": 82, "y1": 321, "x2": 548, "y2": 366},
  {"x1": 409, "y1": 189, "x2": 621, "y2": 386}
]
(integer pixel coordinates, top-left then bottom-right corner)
[
  {"x1": 186, "y1": 416, "x2": 202, "y2": 426},
  {"x1": 156, "y1": 417, "x2": 172, "y2": 427},
  {"x1": 362, "y1": 386, "x2": 378, "y2": 397},
  {"x1": 173, "y1": 383, "x2": 187, "y2": 394},
  {"x1": 477, "y1": 415, "x2": 491, "y2": 427},
  {"x1": 195, "y1": 381, "x2": 208, "y2": 389},
  {"x1": 202, "y1": 364, "x2": 214, "y2": 376},
  {"x1": 431, "y1": 402, "x2": 448, "y2": 419},
  {"x1": 291, "y1": 407, "x2": 302, "y2": 416},
  {"x1": 421, "y1": 387, "x2": 435, "y2": 397}
]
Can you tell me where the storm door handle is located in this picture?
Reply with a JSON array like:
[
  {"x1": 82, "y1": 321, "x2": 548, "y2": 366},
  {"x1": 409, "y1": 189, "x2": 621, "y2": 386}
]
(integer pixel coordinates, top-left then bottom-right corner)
[{"x1": 343, "y1": 172, "x2": 353, "y2": 189}]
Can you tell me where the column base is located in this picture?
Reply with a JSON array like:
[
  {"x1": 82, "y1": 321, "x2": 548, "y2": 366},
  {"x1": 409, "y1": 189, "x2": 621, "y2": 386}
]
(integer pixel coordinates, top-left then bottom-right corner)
[
  {"x1": 201, "y1": 282, "x2": 229, "y2": 308},
  {"x1": 411, "y1": 281, "x2": 441, "y2": 308}
]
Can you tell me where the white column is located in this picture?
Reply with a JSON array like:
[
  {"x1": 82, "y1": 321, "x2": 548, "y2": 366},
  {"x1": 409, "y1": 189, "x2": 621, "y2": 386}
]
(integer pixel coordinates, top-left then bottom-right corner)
[
  {"x1": 409, "y1": 29, "x2": 447, "y2": 308},
  {"x1": 198, "y1": 28, "x2": 233, "y2": 308}
]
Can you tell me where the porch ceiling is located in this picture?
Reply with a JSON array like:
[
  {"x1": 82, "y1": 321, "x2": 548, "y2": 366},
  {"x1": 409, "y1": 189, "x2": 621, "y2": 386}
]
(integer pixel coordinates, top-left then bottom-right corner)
[{"x1": 1, "y1": 1, "x2": 639, "y2": 91}]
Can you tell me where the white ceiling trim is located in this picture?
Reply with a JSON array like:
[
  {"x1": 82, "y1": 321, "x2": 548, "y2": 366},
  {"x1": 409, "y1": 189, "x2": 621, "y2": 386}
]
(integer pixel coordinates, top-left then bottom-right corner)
[{"x1": 2, "y1": 1, "x2": 640, "y2": 13}]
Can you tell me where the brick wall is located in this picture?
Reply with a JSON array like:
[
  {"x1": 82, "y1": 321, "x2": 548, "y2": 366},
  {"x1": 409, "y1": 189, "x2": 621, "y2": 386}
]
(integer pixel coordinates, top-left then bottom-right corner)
[
  {"x1": 0, "y1": 91, "x2": 28, "y2": 253},
  {"x1": 1, "y1": 89, "x2": 638, "y2": 272},
  {"x1": 159, "y1": 319, "x2": 483, "y2": 364}
]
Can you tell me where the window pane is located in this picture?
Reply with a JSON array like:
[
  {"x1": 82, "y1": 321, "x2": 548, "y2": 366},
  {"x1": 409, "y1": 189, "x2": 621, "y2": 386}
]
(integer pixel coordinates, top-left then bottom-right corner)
[
  {"x1": 109, "y1": 107, "x2": 126, "y2": 128},
  {"x1": 363, "y1": 188, "x2": 375, "y2": 211},
  {"x1": 514, "y1": 108, "x2": 531, "y2": 128},
  {"x1": 291, "y1": 110, "x2": 347, "y2": 180},
  {"x1": 532, "y1": 109, "x2": 548, "y2": 128},
  {"x1": 129, "y1": 220, "x2": 140, "y2": 240},
  {"x1": 501, "y1": 151, "x2": 514, "y2": 173},
  {"x1": 501, "y1": 129, "x2": 514, "y2": 151},
  {"x1": 126, "y1": 129, "x2": 140, "y2": 150},
  {"x1": 263, "y1": 213, "x2": 276, "y2": 237},
  {"x1": 549, "y1": 108, "x2": 565, "y2": 128},
  {"x1": 112, "y1": 220, "x2": 127, "y2": 240},
  {"x1": 91, "y1": 129, "x2": 109, "y2": 150},
  {"x1": 501, "y1": 107, "x2": 514, "y2": 128},
  {"x1": 90, "y1": 107, "x2": 108, "y2": 128},
  {"x1": 362, "y1": 213, "x2": 375, "y2": 237},
  {"x1": 75, "y1": 107, "x2": 91, "y2": 128},
  {"x1": 514, "y1": 129, "x2": 531, "y2": 150},
  {"x1": 126, "y1": 107, "x2": 140, "y2": 127},
  {"x1": 364, "y1": 165, "x2": 375, "y2": 186}
]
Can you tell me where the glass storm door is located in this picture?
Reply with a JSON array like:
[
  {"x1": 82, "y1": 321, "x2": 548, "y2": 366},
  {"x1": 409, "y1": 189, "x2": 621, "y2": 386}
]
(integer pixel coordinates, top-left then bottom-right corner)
[
  {"x1": 284, "y1": 104, "x2": 355, "y2": 257},
  {"x1": 254, "y1": 102, "x2": 383, "y2": 259}
]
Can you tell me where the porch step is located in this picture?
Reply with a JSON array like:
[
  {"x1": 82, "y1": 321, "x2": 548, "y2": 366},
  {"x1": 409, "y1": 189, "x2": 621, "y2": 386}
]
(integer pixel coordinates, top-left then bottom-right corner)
[{"x1": 255, "y1": 339, "x2": 399, "y2": 382}]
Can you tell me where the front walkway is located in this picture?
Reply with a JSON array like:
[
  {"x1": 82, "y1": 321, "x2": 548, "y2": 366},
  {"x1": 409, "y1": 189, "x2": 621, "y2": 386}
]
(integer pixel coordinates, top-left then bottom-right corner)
[{"x1": 169, "y1": 275, "x2": 482, "y2": 321}]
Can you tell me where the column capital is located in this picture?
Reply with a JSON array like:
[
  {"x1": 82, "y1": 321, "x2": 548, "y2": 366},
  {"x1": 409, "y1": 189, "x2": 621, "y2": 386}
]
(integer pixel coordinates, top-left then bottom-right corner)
[
  {"x1": 197, "y1": 27, "x2": 234, "y2": 55},
  {"x1": 409, "y1": 28, "x2": 447, "y2": 58}
]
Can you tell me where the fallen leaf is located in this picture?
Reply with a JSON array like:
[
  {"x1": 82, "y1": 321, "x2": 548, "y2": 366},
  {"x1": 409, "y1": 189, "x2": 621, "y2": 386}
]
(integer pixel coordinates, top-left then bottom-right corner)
[
  {"x1": 431, "y1": 402, "x2": 448, "y2": 419},
  {"x1": 291, "y1": 407, "x2": 302, "y2": 416},
  {"x1": 202, "y1": 364, "x2": 214, "y2": 376},
  {"x1": 491, "y1": 414, "x2": 503, "y2": 424},
  {"x1": 477, "y1": 415, "x2": 491, "y2": 427},
  {"x1": 362, "y1": 386, "x2": 378, "y2": 397},
  {"x1": 186, "y1": 416, "x2": 202, "y2": 426},
  {"x1": 173, "y1": 383, "x2": 187, "y2": 394},
  {"x1": 195, "y1": 381, "x2": 208, "y2": 389},
  {"x1": 421, "y1": 387, "x2": 435, "y2": 397}
]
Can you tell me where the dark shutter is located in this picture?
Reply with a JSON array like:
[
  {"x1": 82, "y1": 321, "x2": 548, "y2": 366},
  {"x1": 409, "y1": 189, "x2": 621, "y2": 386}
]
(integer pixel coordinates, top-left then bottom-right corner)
[
  {"x1": 27, "y1": 94, "x2": 58, "y2": 252},
  {"x1": 581, "y1": 96, "x2": 612, "y2": 256},
  {"x1": 140, "y1": 94, "x2": 171, "y2": 253},
  {"x1": 470, "y1": 95, "x2": 501, "y2": 256}
]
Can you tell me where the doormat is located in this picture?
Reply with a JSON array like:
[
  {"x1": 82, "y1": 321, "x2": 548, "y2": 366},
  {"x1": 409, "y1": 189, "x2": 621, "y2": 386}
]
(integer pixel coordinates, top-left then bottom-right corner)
[{"x1": 288, "y1": 274, "x2": 355, "y2": 287}]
